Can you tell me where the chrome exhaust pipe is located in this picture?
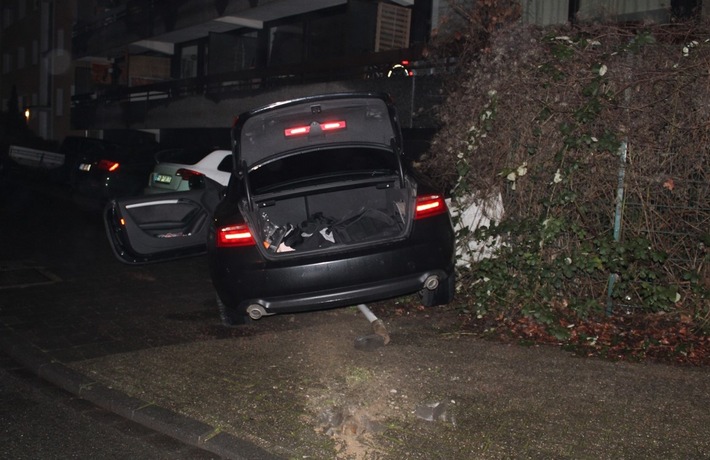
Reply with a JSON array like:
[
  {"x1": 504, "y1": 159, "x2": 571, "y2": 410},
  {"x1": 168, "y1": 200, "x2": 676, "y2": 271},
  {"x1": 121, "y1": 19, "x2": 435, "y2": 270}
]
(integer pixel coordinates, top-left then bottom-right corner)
[
  {"x1": 247, "y1": 304, "x2": 268, "y2": 320},
  {"x1": 424, "y1": 275, "x2": 439, "y2": 291}
]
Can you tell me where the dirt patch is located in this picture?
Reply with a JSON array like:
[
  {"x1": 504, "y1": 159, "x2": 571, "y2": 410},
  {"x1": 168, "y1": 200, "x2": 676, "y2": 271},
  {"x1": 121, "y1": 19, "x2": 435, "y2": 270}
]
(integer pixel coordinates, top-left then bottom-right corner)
[{"x1": 70, "y1": 303, "x2": 710, "y2": 459}]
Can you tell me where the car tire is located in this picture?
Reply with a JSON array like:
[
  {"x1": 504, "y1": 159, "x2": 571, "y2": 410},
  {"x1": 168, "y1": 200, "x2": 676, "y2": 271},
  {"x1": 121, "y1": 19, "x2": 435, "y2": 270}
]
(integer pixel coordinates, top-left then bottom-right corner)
[
  {"x1": 216, "y1": 294, "x2": 250, "y2": 326},
  {"x1": 420, "y1": 274, "x2": 455, "y2": 307}
]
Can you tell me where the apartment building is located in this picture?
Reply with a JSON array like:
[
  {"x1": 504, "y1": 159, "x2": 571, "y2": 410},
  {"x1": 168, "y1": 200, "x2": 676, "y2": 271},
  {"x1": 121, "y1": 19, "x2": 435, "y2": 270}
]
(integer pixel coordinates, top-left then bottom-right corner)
[
  {"x1": 1, "y1": 0, "x2": 704, "y2": 145},
  {"x1": 1, "y1": 0, "x2": 75, "y2": 142}
]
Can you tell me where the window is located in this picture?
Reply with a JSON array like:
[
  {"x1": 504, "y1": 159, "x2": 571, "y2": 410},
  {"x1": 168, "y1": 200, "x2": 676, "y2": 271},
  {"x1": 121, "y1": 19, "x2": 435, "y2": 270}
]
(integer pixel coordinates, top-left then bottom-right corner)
[
  {"x1": 208, "y1": 30, "x2": 258, "y2": 73},
  {"x1": 57, "y1": 28, "x2": 65, "y2": 50},
  {"x1": 269, "y1": 24, "x2": 303, "y2": 66},
  {"x1": 180, "y1": 45, "x2": 198, "y2": 78},
  {"x1": 56, "y1": 88, "x2": 64, "y2": 116},
  {"x1": 306, "y1": 15, "x2": 346, "y2": 60},
  {"x1": 2, "y1": 7, "x2": 14, "y2": 28},
  {"x1": 3, "y1": 53, "x2": 12, "y2": 74},
  {"x1": 17, "y1": 46, "x2": 25, "y2": 69}
]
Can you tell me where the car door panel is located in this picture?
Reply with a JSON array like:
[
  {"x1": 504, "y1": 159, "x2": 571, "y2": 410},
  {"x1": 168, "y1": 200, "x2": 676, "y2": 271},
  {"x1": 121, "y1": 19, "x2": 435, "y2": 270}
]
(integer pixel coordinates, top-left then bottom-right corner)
[{"x1": 103, "y1": 189, "x2": 212, "y2": 264}]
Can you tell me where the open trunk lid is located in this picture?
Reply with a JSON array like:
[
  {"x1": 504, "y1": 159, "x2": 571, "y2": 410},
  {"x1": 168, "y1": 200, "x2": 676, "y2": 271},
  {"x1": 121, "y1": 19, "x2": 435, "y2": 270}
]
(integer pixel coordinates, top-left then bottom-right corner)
[
  {"x1": 235, "y1": 93, "x2": 402, "y2": 169},
  {"x1": 231, "y1": 93, "x2": 412, "y2": 257}
]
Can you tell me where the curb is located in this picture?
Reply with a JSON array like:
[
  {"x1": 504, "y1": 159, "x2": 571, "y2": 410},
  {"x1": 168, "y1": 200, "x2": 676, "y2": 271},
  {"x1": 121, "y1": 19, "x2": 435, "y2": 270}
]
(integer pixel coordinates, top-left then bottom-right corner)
[{"x1": 0, "y1": 329, "x2": 282, "y2": 460}]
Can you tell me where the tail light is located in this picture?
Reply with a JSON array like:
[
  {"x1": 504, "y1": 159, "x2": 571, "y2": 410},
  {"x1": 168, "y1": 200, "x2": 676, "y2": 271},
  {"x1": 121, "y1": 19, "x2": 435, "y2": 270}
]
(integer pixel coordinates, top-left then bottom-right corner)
[
  {"x1": 97, "y1": 159, "x2": 120, "y2": 172},
  {"x1": 414, "y1": 194, "x2": 447, "y2": 220},
  {"x1": 176, "y1": 168, "x2": 203, "y2": 180},
  {"x1": 217, "y1": 224, "x2": 256, "y2": 247}
]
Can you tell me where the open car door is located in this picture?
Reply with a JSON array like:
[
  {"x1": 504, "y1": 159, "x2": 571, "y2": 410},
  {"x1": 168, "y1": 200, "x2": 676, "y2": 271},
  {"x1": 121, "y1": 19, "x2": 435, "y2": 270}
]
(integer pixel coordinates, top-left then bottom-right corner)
[{"x1": 103, "y1": 180, "x2": 222, "y2": 264}]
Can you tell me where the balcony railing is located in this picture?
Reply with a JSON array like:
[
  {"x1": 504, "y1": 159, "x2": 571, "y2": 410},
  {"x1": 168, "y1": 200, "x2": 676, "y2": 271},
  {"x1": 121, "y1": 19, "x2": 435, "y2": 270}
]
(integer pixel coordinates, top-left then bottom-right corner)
[{"x1": 71, "y1": 47, "x2": 446, "y2": 108}]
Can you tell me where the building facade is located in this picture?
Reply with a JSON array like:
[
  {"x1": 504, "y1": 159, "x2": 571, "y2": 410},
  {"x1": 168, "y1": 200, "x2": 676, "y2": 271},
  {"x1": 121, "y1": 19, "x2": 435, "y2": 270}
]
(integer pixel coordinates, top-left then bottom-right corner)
[
  {"x1": 1, "y1": 0, "x2": 706, "y2": 145},
  {"x1": 1, "y1": 0, "x2": 76, "y2": 142}
]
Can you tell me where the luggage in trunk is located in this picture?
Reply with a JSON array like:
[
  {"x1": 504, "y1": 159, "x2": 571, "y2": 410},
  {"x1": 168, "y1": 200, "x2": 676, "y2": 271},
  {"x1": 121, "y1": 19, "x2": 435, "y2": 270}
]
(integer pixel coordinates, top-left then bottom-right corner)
[{"x1": 248, "y1": 180, "x2": 411, "y2": 254}]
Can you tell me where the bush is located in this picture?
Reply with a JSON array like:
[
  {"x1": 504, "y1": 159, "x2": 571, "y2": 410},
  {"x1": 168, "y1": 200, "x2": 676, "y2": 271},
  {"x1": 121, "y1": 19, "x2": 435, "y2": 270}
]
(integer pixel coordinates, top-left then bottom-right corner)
[{"x1": 422, "y1": 17, "x2": 710, "y2": 333}]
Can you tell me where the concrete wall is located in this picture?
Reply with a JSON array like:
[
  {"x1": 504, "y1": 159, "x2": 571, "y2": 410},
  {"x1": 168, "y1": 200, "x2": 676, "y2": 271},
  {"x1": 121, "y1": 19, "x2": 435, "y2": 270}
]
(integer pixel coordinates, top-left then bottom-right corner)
[
  {"x1": 577, "y1": 0, "x2": 670, "y2": 22},
  {"x1": 521, "y1": 0, "x2": 672, "y2": 25},
  {"x1": 521, "y1": 0, "x2": 570, "y2": 26}
]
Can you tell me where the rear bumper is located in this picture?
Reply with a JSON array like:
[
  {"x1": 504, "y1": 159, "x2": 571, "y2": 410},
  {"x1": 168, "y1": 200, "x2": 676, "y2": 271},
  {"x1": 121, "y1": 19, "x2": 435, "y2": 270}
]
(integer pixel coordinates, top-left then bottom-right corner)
[
  {"x1": 208, "y1": 216, "x2": 455, "y2": 315},
  {"x1": 244, "y1": 269, "x2": 450, "y2": 314}
]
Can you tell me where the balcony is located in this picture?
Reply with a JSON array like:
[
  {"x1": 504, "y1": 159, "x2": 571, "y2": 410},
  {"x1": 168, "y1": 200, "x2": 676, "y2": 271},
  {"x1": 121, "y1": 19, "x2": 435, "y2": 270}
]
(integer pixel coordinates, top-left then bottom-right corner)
[
  {"x1": 71, "y1": 46, "x2": 450, "y2": 132},
  {"x1": 73, "y1": 0, "x2": 349, "y2": 59}
]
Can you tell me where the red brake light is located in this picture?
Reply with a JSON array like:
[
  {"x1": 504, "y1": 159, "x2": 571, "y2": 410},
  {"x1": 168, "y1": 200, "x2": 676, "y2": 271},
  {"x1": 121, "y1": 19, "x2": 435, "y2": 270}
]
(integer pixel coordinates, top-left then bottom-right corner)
[
  {"x1": 414, "y1": 195, "x2": 447, "y2": 220},
  {"x1": 284, "y1": 120, "x2": 347, "y2": 137},
  {"x1": 97, "y1": 159, "x2": 120, "y2": 172},
  {"x1": 285, "y1": 125, "x2": 310, "y2": 137},
  {"x1": 217, "y1": 224, "x2": 256, "y2": 247},
  {"x1": 321, "y1": 120, "x2": 346, "y2": 131},
  {"x1": 176, "y1": 168, "x2": 203, "y2": 180}
]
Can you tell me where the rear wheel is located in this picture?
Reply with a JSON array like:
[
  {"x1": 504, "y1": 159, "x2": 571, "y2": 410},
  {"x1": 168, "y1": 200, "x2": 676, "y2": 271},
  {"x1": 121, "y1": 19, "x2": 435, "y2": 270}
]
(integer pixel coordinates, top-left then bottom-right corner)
[
  {"x1": 420, "y1": 274, "x2": 455, "y2": 307},
  {"x1": 216, "y1": 294, "x2": 250, "y2": 326}
]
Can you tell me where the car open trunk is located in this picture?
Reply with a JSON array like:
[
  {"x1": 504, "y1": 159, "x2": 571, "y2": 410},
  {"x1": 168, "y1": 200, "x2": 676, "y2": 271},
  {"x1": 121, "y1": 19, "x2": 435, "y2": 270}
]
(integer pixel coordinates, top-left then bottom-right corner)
[
  {"x1": 234, "y1": 94, "x2": 413, "y2": 257},
  {"x1": 245, "y1": 174, "x2": 414, "y2": 255}
]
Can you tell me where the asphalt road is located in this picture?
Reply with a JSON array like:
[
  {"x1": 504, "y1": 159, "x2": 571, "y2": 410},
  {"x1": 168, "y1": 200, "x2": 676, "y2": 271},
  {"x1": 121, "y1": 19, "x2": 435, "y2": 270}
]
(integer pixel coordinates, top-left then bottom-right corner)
[
  {"x1": 0, "y1": 173, "x2": 233, "y2": 458},
  {"x1": 0, "y1": 174, "x2": 229, "y2": 361},
  {"x1": 0, "y1": 352, "x2": 216, "y2": 459}
]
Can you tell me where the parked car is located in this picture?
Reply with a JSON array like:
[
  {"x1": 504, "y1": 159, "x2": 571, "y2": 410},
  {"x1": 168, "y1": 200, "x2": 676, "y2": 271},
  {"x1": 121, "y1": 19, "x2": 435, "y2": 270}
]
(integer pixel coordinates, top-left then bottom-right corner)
[
  {"x1": 59, "y1": 136, "x2": 122, "y2": 186},
  {"x1": 72, "y1": 139, "x2": 157, "y2": 209},
  {"x1": 145, "y1": 147, "x2": 232, "y2": 194},
  {"x1": 103, "y1": 93, "x2": 455, "y2": 325}
]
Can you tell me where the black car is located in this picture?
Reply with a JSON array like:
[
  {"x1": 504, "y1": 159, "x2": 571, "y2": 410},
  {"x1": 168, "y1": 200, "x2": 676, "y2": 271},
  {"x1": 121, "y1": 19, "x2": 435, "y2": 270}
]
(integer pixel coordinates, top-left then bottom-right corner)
[
  {"x1": 103, "y1": 93, "x2": 455, "y2": 325},
  {"x1": 72, "y1": 138, "x2": 157, "y2": 208}
]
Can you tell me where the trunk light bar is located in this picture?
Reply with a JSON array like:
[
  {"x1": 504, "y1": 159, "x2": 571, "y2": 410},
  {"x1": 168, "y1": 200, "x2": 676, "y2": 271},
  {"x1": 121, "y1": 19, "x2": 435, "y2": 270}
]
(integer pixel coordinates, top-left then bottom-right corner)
[
  {"x1": 321, "y1": 121, "x2": 346, "y2": 131},
  {"x1": 284, "y1": 120, "x2": 347, "y2": 137},
  {"x1": 414, "y1": 195, "x2": 448, "y2": 220},
  {"x1": 217, "y1": 224, "x2": 256, "y2": 247},
  {"x1": 284, "y1": 126, "x2": 310, "y2": 136}
]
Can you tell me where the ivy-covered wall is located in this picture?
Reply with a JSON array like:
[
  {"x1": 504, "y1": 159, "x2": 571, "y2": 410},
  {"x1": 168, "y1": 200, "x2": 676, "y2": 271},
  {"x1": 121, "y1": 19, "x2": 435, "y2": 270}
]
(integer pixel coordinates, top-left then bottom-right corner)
[{"x1": 423, "y1": 19, "x2": 709, "y2": 333}]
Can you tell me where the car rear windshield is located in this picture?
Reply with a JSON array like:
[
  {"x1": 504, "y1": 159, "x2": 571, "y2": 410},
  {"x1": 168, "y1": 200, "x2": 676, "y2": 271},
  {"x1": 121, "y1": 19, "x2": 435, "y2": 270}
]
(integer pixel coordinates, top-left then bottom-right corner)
[{"x1": 249, "y1": 147, "x2": 398, "y2": 195}]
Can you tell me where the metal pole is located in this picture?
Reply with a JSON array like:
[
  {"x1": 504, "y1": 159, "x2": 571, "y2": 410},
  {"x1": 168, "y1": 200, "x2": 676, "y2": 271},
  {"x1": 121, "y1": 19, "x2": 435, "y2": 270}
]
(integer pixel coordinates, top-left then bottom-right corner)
[
  {"x1": 606, "y1": 140, "x2": 627, "y2": 315},
  {"x1": 356, "y1": 304, "x2": 390, "y2": 345}
]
